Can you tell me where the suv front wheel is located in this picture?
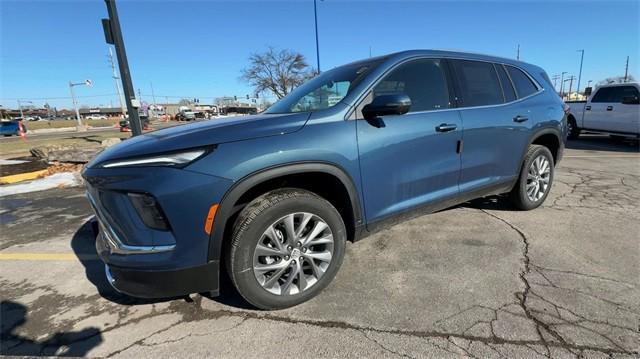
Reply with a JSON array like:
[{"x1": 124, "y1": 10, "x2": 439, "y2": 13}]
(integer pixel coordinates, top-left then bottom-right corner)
[
  {"x1": 227, "y1": 188, "x2": 346, "y2": 310},
  {"x1": 509, "y1": 145, "x2": 555, "y2": 210}
]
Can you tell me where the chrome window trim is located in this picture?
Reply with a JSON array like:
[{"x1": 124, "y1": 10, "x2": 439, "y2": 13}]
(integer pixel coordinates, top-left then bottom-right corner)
[
  {"x1": 87, "y1": 191, "x2": 175, "y2": 255},
  {"x1": 346, "y1": 55, "x2": 545, "y2": 120}
]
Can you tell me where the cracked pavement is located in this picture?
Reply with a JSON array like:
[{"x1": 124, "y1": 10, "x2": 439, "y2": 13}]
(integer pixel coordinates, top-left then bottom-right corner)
[{"x1": 1, "y1": 135, "x2": 639, "y2": 358}]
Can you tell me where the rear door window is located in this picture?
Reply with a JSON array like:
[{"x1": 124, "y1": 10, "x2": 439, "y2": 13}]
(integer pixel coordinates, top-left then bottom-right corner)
[
  {"x1": 451, "y1": 60, "x2": 504, "y2": 107},
  {"x1": 505, "y1": 65, "x2": 538, "y2": 98},
  {"x1": 608, "y1": 86, "x2": 639, "y2": 103},
  {"x1": 495, "y1": 64, "x2": 517, "y2": 102}
]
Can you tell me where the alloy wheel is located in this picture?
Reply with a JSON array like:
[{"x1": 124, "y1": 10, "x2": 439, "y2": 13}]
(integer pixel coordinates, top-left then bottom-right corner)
[
  {"x1": 252, "y1": 212, "x2": 334, "y2": 295},
  {"x1": 526, "y1": 155, "x2": 551, "y2": 202}
]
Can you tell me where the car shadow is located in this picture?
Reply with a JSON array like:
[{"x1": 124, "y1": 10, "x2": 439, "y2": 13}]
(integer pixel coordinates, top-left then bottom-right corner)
[
  {"x1": 566, "y1": 134, "x2": 639, "y2": 153},
  {"x1": 457, "y1": 194, "x2": 516, "y2": 212},
  {"x1": 70, "y1": 220, "x2": 179, "y2": 306},
  {"x1": 0, "y1": 300, "x2": 102, "y2": 356},
  {"x1": 70, "y1": 219, "x2": 253, "y2": 309}
]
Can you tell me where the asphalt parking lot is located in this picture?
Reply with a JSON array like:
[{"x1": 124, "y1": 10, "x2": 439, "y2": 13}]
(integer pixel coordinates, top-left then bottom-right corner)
[{"x1": 1, "y1": 135, "x2": 638, "y2": 358}]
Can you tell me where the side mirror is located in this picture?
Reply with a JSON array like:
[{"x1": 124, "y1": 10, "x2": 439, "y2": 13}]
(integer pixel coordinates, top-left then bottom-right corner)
[
  {"x1": 622, "y1": 96, "x2": 639, "y2": 105},
  {"x1": 362, "y1": 94, "x2": 411, "y2": 120}
]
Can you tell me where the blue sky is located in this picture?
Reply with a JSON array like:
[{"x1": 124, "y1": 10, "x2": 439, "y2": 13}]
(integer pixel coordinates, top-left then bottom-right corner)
[{"x1": 1, "y1": 0, "x2": 638, "y2": 109}]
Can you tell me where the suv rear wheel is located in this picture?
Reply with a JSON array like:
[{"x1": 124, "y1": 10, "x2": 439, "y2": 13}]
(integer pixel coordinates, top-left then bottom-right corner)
[
  {"x1": 227, "y1": 188, "x2": 346, "y2": 310},
  {"x1": 509, "y1": 145, "x2": 555, "y2": 210}
]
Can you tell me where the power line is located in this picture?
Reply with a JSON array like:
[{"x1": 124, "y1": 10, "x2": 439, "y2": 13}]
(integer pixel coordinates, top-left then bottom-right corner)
[{"x1": 1, "y1": 94, "x2": 118, "y2": 100}]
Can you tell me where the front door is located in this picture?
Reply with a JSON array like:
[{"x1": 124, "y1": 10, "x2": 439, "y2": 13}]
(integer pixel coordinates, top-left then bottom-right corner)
[{"x1": 356, "y1": 58, "x2": 462, "y2": 225}]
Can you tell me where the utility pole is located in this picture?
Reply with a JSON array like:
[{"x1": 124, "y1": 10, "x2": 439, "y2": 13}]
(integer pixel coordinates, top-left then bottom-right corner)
[
  {"x1": 369, "y1": 46, "x2": 372, "y2": 58},
  {"x1": 102, "y1": 0, "x2": 142, "y2": 136},
  {"x1": 516, "y1": 44, "x2": 520, "y2": 60},
  {"x1": 576, "y1": 49, "x2": 584, "y2": 95},
  {"x1": 624, "y1": 56, "x2": 629, "y2": 83},
  {"x1": 552, "y1": 74, "x2": 560, "y2": 91},
  {"x1": 108, "y1": 47, "x2": 127, "y2": 118},
  {"x1": 560, "y1": 71, "x2": 568, "y2": 96},
  {"x1": 313, "y1": 0, "x2": 321, "y2": 73},
  {"x1": 567, "y1": 75, "x2": 576, "y2": 99}
]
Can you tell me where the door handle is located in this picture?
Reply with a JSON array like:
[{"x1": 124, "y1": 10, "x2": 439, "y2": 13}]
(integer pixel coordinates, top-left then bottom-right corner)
[
  {"x1": 513, "y1": 115, "x2": 529, "y2": 123},
  {"x1": 606, "y1": 106, "x2": 613, "y2": 111},
  {"x1": 435, "y1": 123, "x2": 457, "y2": 132},
  {"x1": 585, "y1": 105, "x2": 591, "y2": 111}
]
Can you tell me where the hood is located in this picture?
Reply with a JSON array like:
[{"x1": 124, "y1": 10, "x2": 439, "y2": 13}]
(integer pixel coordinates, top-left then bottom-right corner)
[{"x1": 89, "y1": 112, "x2": 310, "y2": 166}]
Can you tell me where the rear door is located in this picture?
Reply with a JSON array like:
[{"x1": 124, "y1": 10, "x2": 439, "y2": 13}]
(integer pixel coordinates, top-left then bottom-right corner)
[{"x1": 452, "y1": 60, "x2": 536, "y2": 194}]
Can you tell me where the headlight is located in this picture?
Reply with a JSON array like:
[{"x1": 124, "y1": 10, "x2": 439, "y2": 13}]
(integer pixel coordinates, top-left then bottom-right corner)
[{"x1": 100, "y1": 148, "x2": 208, "y2": 168}]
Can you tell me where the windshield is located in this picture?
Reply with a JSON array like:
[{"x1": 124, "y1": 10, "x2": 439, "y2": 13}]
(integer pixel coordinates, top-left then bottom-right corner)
[{"x1": 266, "y1": 58, "x2": 386, "y2": 114}]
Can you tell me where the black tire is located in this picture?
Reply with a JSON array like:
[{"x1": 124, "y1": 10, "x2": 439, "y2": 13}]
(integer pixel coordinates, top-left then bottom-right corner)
[
  {"x1": 509, "y1": 145, "x2": 555, "y2": 210},
  {"x1": 567, "y1": 116, "x2": 580, "y2": 140},
  {"x1": 227, "y1": 188, "x2": 346, "y2": 310}
]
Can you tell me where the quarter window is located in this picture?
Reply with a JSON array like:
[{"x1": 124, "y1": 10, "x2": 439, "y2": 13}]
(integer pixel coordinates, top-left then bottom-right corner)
[
  {"x1": 452, "y1": 60, "x2": 504, "y2": 107},
  {"x1": 506, "y1": 66, "x2": 538, "y2": 98},
  {"x1": 372, "y1": 59, "x2": 451, "y2": 112}
]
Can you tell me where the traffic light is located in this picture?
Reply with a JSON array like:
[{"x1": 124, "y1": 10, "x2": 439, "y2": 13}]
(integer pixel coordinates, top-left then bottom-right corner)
[
  {"x1": 234, "y1": 96, "x2": 237, "y2": 101},
  {"x1": 246, "y1": 94, "x2": 249, "y2": 100}
]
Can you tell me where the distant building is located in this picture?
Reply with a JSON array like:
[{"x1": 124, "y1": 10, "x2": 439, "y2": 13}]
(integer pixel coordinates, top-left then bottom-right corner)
[{"x1": 79, "y1": 107, "x2": 125, "y2": 118}]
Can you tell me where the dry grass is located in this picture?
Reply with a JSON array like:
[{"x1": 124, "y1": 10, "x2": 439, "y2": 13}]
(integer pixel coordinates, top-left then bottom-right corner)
[
  {"x1": 25, "y1": 119, "x2": 119, "y2": 130},
  {"x1": 0, "y1": 133, "x2": 131, "y2": 157}
]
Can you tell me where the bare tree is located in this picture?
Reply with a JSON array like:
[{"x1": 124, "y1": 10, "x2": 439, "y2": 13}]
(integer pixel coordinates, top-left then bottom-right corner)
[
  {"x1": 597, "y1": 75, "x2": 636, "y2": 86},
  {"x1": 241, "y1": 47, "x2": 315, "y2": 99}
]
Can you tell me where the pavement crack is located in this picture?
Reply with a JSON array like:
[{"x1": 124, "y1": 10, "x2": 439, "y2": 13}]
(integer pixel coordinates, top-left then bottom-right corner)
[
  {"x1": 478, "y1": 209, "x2": 573, "y2": 352},
  {"x1": 358, "y1": 330, "x2": 416, "y2": 359}
]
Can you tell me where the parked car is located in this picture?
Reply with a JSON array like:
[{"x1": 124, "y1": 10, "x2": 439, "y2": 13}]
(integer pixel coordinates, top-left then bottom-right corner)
[
  {"x1": 86, "y1": 114, "x2": 108, "y2": 120},
  {"x1": 175, "y1": 106, "x2": 196, "y2": 121},
  {"x1": 566, "y1": 83, "x2": 640, "y2": 139},
  {"x1": 0, "y1": 119, "x2": 27, "y2": 136},
  {"x1": 83, "y1": 50, "x2": 566, "y2": 309}
]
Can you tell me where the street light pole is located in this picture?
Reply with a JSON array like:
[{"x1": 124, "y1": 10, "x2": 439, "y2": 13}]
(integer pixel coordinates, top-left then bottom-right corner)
[
  {"x1": 69, "y1": 80, "x2": 90, "y2": 131},
  {"x1": 313, "y1": 0, "x2": 321, "y2": 73},
  {"x1": 17, "y1": 100, "x2": 24, "y2": 119},
  {"x1": 576, "y1": 50, "x2": 584, "y2": 95}
]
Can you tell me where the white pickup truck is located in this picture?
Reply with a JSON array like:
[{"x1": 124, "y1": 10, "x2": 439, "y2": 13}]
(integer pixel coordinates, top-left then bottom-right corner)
[{"x1": 566, "y1": 82, "x2": 640, "y2": 139}]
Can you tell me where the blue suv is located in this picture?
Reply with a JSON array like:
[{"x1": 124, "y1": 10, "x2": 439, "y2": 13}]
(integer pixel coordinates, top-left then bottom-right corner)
[{"x1": 83, "y1": 50, "x2": 566, "y2": 309}]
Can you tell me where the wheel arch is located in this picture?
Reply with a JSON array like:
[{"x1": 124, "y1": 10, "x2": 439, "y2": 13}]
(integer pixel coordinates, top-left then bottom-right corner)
[
  {"x1": 207, "y1": 162, "x2": 363, "y2": 262},
  {"x1": 528, "y1": 128, "x2": 563, "y2": 164}
]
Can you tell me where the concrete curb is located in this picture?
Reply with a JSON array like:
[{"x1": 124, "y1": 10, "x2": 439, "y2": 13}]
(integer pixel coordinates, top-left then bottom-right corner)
[{"x1": 0, "y1": 169, "x2": 48, "y2": 184}]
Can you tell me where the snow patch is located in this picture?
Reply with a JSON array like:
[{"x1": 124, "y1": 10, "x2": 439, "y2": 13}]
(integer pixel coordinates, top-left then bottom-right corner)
[
  {"x1": 0, "y1": 159, "x2": 28, "y2": 165},
  {"x1": 0, "y1": 172, "x2": 80, "y2": 197}
]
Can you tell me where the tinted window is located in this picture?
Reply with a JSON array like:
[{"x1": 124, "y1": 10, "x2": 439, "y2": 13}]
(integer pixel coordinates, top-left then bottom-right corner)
[
  {"x1": 593, "y1": 86, "x2": 639, "y2": 103},
  {"x1": 591, "y1": 87, "x2": 613, "y2": 102},
  {"x1": 373, "y1": 59, "x2": 451, "y2": 112},
  {"x1": 452, "y1": 60, "x2": 503, "y2": 107},
  {"x1": 506, "y1": 66, "x2": 538, "y2": 98},
  {"x1": 495, "y1": 64, "x2": 517, "y2": 102}
]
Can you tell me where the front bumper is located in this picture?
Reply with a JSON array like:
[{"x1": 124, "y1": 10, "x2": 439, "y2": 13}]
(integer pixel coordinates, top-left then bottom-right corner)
[
  {"x1": 104, "y1": 261, "x2": 219, "y2": 298},
  {"x1": 83, "y1": 165, "x2": 233, "y2": 298}
]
